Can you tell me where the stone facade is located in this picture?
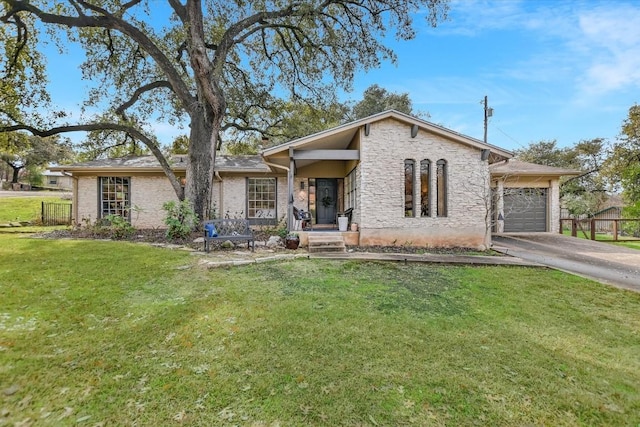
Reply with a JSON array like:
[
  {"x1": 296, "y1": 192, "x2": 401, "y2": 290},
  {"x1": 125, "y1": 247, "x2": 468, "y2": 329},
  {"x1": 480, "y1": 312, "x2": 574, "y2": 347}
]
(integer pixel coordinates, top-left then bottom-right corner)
[{"x1": 358, "y1": 118, "x2": 490, "y2": 248}]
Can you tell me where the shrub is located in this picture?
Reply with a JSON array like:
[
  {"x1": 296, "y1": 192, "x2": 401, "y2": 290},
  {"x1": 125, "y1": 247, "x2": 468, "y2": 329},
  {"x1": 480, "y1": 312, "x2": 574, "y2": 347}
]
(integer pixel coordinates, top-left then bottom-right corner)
[
  {"x1": 163, "y1": 200, "x2": 199, "y2": 240},
  {"x1": 102, "y1": 214, "x2": 135, "y2": 239}
]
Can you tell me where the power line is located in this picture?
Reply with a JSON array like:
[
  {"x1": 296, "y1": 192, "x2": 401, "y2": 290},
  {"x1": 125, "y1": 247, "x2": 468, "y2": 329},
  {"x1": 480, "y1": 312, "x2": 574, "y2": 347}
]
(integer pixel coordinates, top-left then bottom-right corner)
[{"x1": 495, "y1": 125, "x2": 527, "y2": 150}]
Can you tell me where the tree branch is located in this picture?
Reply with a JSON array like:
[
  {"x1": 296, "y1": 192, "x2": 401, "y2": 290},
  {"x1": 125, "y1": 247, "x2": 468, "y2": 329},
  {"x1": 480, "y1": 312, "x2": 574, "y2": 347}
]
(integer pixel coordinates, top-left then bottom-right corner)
[
  {"x1": 2, "y1": 0, "x2": 196, "y2": 113},
  {"x1": 1, "y1": 122, "x2": 184, "y2": 199},
  {"x1": 115, "y1": 80, "x2": 174, "y2": 117}
]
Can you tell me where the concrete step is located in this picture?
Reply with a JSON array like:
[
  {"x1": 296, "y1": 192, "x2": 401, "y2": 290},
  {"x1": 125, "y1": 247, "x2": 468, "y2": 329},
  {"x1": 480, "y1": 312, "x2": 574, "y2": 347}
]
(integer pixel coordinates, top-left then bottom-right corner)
[{"x1": 307, "y1": 233, "x2": 346, "y2": 253}]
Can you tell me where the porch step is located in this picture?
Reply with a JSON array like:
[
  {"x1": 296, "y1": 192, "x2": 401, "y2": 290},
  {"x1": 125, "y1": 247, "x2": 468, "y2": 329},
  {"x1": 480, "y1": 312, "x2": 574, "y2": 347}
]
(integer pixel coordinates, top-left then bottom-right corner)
[{"x1": 307, "y1": 233, "x2": 346, "y2": 253}]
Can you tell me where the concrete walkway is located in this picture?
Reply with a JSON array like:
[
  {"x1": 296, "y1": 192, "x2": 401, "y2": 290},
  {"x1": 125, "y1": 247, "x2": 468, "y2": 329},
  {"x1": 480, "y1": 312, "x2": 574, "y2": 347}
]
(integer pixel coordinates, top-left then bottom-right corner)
[
  {"x1": 198, "y1": 249, "x2": 541, "y2": 269},
  {"x1": 493, "y1": 233, "x2": 640, "y2": 292}
]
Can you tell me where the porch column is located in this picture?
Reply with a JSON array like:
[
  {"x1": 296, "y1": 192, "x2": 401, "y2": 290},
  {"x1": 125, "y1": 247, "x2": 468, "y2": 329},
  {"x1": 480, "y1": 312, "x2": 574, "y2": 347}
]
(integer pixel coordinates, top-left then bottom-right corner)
[
  {"x1": 496, "y1": 180, "x2": 504, "y2": 233},
  {"x1": 549, "y1": 179, "x2": 560, "y2": 233},
  {"x1": 288, "y1": 148, "x2": 294, "y2": 230}
]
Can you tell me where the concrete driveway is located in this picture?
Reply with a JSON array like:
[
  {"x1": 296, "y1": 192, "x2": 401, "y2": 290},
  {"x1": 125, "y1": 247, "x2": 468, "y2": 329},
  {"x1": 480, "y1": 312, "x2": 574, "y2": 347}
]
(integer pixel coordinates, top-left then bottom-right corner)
[{"x1": 493, "y1": 233, "x2": 640, "y2": 292}]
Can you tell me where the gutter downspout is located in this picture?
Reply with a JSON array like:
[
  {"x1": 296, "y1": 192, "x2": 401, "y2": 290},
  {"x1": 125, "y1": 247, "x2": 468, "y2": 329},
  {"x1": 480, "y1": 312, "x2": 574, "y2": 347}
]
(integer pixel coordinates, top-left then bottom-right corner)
[
  {"x1": 261, "y1": 154, "x2": 292, "y2": 230},
  {"x1": 214, "y1": 171, "x2": 223, "y2": 219}
]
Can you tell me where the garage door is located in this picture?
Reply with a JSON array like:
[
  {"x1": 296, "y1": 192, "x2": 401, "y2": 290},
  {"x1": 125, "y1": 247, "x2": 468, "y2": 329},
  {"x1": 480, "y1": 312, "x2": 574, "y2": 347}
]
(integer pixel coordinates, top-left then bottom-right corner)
[{"x1": 503, "y1": 188, "x2": 547, "y2": 232}]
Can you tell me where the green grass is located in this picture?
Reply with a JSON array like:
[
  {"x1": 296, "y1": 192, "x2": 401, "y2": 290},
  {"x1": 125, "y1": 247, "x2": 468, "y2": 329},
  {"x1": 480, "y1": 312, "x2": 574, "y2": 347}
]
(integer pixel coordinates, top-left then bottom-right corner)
[
  {"x1": 610, "y1": 240, "x2": 640, "y2": 250},
  {"x1": 1, "y1": 234, "x2": 639, "y2": 426},
  {"x1": 0, "y1": 195, "x2": 69, "y2": 223},
  {"x1": 562, "y1": 228, "x2": 640, "y2": 250}
]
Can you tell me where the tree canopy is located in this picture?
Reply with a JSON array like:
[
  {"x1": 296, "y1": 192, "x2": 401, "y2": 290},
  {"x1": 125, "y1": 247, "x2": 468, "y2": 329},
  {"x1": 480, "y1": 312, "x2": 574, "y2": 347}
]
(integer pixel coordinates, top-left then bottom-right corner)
[
  {"x1": 0, "y1": 132, "x2": 73, "y2": 183},
  {"x1": 350, "y1": 84, "x2": 417, "y2": 120},
  {"x1": 0, "y1": 0, "x2": 449, "y2": 221},
  {"x1": 603, "y1": 104, "x2": 640, "y2": 217},
  {"x1": 514, "y1": 138, "x2": 610, "y2": 216}
]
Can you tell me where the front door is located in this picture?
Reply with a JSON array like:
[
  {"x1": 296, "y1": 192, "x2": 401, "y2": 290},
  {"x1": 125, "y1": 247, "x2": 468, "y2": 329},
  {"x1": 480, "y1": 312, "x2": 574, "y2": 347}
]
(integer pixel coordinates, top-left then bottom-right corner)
[{"x1": 316, "y1": 178, "x2": 337, "y2": 225}]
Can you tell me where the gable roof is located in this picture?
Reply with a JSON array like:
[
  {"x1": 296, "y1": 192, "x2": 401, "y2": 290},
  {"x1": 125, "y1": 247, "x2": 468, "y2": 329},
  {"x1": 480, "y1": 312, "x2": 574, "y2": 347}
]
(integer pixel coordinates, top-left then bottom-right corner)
[
  {"x1": 261, "y1": 110, "x2": 514, "y2": 168},
  {"x1": 50, "y1": 154, "x2": 269, "y2": 174},
  {"x1": 490, "y1": 158, "x2": 580, "y2": 177}
]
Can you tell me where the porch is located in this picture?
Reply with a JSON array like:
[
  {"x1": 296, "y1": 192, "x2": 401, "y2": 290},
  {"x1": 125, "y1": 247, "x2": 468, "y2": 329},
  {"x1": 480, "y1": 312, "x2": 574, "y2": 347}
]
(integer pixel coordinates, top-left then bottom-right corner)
[{"x1": 297, "y1": 228, "x2": 360, "y2": 252}]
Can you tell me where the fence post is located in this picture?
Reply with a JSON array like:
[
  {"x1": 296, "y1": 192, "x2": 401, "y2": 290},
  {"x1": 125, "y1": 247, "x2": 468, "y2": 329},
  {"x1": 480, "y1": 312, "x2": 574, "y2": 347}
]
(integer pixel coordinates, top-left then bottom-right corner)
[
  {"x1": 590, "y1": 219, "x2": 596, "y2": 240},
  {"x1": 571, "y1": 219, "x2": 577, "y2": 237},
  {"x1": 613, "y1": 220, "x2": 618, "y2": 241}
]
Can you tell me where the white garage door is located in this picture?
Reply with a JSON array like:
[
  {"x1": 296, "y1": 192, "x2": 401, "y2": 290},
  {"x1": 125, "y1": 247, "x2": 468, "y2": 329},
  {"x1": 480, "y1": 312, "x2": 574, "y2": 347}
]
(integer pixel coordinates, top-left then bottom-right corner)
[{"x1": 503, "y1": 188, "x2": 547, "y2": 232}]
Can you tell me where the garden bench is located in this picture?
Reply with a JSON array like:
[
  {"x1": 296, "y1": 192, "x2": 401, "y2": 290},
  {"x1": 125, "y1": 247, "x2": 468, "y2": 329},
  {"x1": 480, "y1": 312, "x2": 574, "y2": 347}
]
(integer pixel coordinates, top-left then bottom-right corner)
[{"x1": 203, "y1": 219, "x2": 255, "y2": 252}]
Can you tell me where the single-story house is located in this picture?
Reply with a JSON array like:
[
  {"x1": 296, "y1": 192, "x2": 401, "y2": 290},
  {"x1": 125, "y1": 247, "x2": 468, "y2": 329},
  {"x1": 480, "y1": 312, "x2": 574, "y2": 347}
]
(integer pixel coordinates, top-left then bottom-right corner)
[
  {"x1": 43, "y1": 169, "x2": 73, "y2": 190},
  {"x1": 51, "y1": 110, "x2": 578, "y2": 249}
]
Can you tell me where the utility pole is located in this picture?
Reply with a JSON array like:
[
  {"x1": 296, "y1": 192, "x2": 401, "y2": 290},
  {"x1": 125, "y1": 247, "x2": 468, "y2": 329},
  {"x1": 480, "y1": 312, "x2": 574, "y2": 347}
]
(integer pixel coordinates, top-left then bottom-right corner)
[{"x1": 483, "y1": 95, "x2": 493, "y2": 144}]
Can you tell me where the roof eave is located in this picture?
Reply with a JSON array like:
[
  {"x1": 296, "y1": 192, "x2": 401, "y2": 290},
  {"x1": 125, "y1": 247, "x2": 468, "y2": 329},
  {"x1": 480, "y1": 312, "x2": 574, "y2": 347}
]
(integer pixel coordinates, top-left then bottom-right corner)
[{"x1": 261, "y1": 110, "x2": 514, "y2": 159}]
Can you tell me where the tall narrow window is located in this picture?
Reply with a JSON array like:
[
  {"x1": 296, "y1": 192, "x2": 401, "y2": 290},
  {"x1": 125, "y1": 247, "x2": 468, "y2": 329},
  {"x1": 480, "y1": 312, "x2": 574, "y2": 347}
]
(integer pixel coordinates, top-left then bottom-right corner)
[
  {"x1": 247, "y1": 177, "x2": 276, "y2": 219},
  {"x1": 345, "y1": 168, "x2": 357, "y2": 210},
  {"x1": 99, "y1": 177, "x2": 130, "y2": 219},
  {"x1": 404, "y1": 159, "x2": 415, "y2": 217},
  {"x1": 436, "y1": 159, "x2": 447, "y2": 217},
  {"x1": 420, "y1": 160, "x2": 431, "y2": 217}
]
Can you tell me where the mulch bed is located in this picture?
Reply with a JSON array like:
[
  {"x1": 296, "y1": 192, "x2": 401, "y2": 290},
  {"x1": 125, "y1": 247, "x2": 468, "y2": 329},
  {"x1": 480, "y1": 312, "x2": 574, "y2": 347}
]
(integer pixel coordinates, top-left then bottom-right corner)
[{"x1": 36, "y1": 228, "x2": 498, "y2": 255}]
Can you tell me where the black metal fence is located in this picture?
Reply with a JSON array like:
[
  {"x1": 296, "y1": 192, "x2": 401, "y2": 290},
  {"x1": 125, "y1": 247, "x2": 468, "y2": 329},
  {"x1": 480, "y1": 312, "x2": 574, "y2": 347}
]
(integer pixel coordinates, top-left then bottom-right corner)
[{"x1": 41, "y1": 202, "x2": 72, "y2": 226}]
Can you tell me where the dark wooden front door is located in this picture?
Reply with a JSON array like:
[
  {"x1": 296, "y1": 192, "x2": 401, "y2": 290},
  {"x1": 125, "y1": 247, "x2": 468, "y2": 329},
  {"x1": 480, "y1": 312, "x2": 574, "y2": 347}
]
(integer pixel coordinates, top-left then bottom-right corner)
[{"x1": 316, "y1": 178, "x2": 337, "y2": 224}]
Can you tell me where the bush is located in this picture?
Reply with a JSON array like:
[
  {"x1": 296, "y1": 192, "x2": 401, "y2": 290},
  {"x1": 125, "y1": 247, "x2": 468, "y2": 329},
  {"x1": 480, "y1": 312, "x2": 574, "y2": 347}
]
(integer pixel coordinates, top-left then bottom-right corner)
[
  {"x1": 163, "y1": 200, "x2": 199, "y2": 240},
  {"x1": 102, "y1": 214, "x2": 136, "y2": 239}
]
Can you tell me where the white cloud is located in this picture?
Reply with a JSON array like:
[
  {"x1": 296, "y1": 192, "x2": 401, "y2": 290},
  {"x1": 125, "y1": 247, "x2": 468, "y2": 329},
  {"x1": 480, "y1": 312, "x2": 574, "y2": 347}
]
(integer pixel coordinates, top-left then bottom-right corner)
[
  {"x1": 441, "y1": 1, "x2": 640, "y2": 100},
  {"x1": 574, "y1": 4, "x2": 640, "y2": 95}
]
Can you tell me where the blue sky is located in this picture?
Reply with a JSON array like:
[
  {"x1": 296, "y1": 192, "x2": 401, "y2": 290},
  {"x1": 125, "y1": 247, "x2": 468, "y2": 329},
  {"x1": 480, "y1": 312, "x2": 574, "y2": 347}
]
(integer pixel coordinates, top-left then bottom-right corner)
[
  {"x1": 44, "y1": 0, "x2": 640, "y2": 152},
  {"x1": 349, "y1": 0, "x2": 640, "y2": 151}
]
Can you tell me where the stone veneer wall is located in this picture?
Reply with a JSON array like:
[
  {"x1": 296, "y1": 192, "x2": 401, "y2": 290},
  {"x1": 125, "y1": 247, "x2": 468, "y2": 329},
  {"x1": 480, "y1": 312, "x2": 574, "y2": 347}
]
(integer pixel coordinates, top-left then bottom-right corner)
[{"x1": 358, "y1": 118, "x2": 490, "y2": 248}]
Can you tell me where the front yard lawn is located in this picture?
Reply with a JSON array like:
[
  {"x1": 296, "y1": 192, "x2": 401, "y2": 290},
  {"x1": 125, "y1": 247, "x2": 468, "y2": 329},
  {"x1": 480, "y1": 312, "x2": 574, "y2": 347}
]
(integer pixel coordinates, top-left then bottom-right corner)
[
  {"x1": 1, "y1": 234, "x2": 639, "y2": 425},
  {"x1": 0, "y1": 194, "x2": 67, "y2": 223}
]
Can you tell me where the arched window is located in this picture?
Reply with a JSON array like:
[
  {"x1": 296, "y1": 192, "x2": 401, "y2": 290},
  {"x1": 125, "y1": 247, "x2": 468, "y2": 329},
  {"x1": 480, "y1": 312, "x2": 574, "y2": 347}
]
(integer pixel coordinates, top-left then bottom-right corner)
[
  {"x1": 436, "y1": 159, "x2": 447, "y2": 217},
  {"x1": 420, "y1": 160, "x2": 431, "y2": 217},
  {"x1": 404, "y1": 159, "x2": 415, "y2": 217}
]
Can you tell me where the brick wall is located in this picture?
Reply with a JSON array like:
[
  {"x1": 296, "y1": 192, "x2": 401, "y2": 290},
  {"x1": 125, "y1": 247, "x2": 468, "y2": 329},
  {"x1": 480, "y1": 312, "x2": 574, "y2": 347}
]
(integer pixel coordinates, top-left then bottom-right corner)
[
  {"x1": 76, "y1": 175, "x2": 180, "y2": 228},
  {"x1": 214, "y1": 175, "x2": 287, "y2": 224}
]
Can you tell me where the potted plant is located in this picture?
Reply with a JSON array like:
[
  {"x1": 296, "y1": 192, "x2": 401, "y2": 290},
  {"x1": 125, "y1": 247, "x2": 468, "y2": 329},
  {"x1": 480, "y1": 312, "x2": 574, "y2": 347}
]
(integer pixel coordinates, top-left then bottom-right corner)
[{"x1": 285, "y1": 232, "x2": 300, "y2": 249}]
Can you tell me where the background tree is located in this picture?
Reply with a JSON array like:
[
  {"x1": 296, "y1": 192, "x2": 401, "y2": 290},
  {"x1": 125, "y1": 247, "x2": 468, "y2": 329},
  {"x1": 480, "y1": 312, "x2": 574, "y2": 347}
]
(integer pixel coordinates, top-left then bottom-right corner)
[
  {"x1": 350, "y1": 84, "x2": 418, "y2": 120},
  {"x1": 0, "y1": 132, "x2": 73, "y2": 183},
  {"x1": 514, "y1": 138, "x2": 610, "y2": 216},
  {"x1": 603, "y1": 104, "x2": 640, "y2": 217},
  {"x1": 513, "y1": 140, "x2": 575, "y2": 167},
  {"x1": 168, "y1": 135, "x2": 190, "y2": 155},
  {"x1": 1, "y1": 0, "x2": 448, "y2": 221}
]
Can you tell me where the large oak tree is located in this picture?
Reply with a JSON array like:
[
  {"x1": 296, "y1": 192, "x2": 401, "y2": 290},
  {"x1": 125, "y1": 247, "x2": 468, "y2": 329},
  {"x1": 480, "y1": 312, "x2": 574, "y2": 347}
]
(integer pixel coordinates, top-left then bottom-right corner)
[
  {"x1": 1, "y1": 0, "x2": 448, "y2": 220},
  {"x1": 604, "y1": 104, "x2": 640, "y2": 217}
]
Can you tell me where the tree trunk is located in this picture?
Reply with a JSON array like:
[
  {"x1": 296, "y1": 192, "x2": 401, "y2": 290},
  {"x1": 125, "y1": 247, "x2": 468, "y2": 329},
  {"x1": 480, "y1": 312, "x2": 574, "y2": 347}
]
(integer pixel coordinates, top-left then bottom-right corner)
[
  {"x1": 11, "y1": 166, "x2": 21, "y2": 184},
  {"x1": 185, "y1": 110, "x2": 218, "y2": 222}
]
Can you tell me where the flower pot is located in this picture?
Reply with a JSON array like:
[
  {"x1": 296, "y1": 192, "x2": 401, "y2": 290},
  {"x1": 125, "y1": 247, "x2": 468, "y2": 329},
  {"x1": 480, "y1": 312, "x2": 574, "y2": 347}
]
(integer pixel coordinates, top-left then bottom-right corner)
[
  {"x1": 350, "y1": 223, "x2": 358, "y2": 232},
  {"x1": 285, "y1": 237, "x2": 300, "y2": 249},
  {"x1": 337, "y1": 216, "x2": 348, "y2": 232}
]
